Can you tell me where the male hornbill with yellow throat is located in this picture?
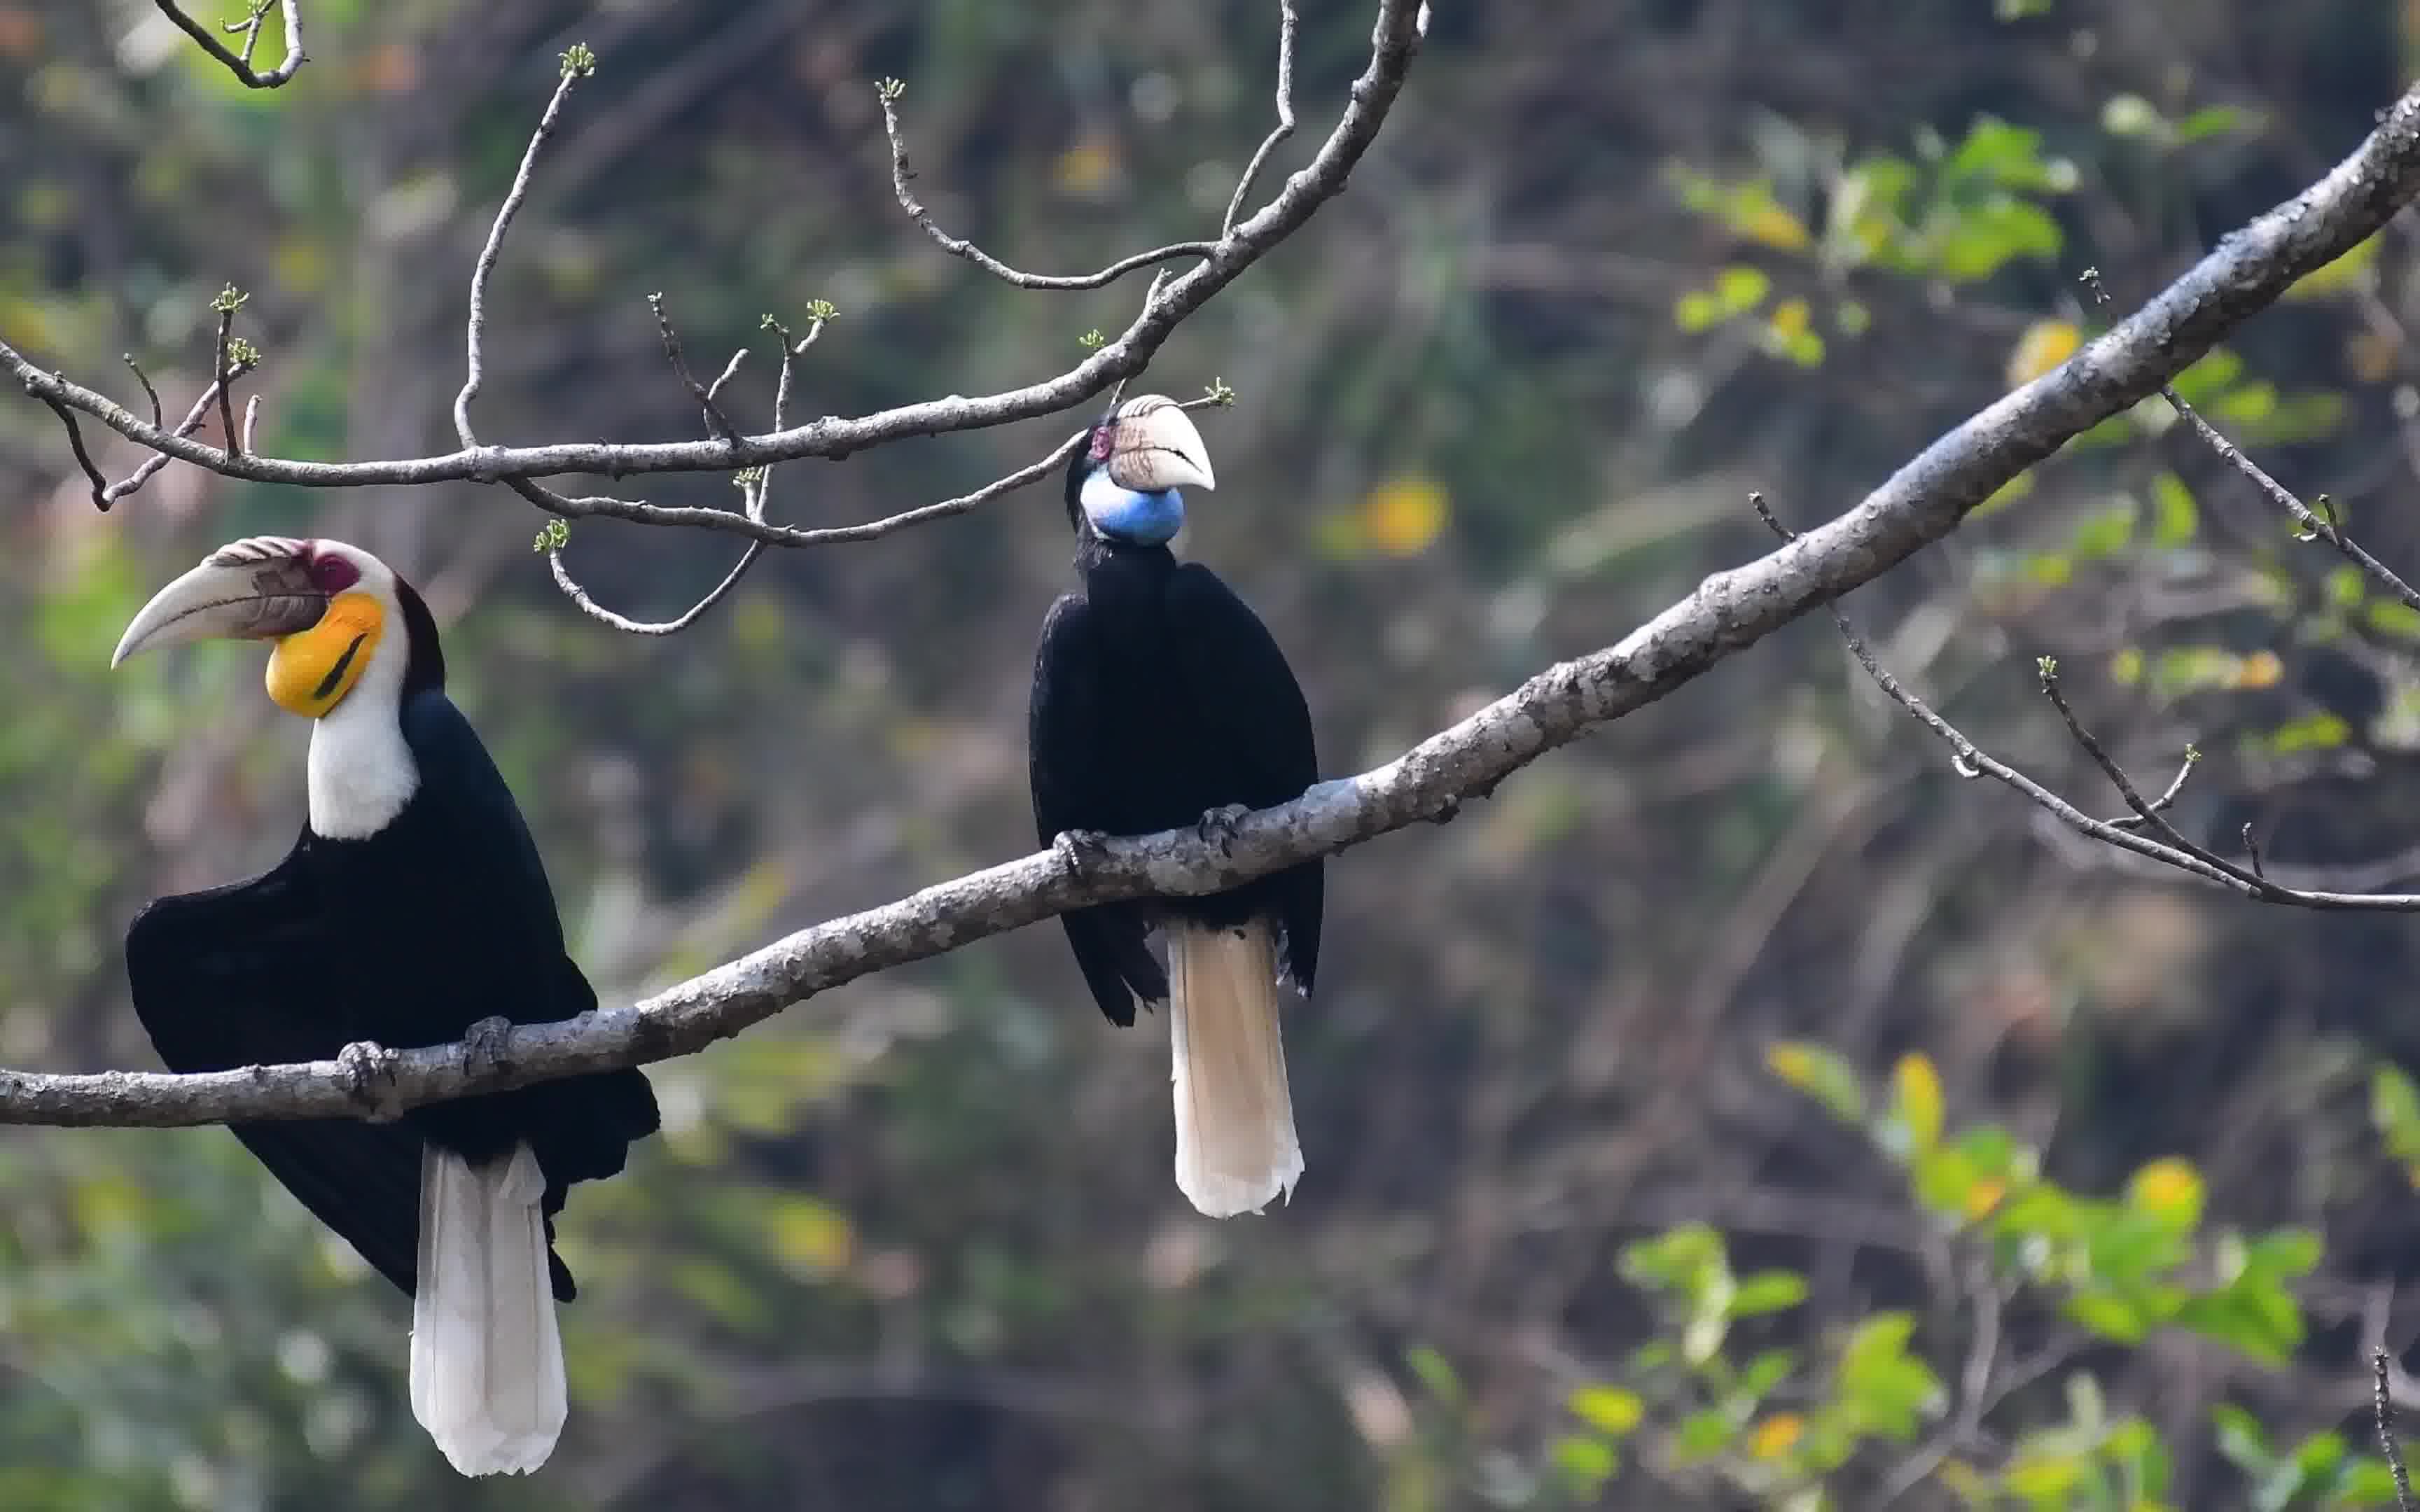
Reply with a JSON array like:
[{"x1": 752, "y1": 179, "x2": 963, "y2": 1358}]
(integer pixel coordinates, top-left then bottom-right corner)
[
  {"x1": 113, "y1": 536, "x2": 658, "y2": 1476},
  {"x1": 1028, "y1": 396, "x2": 1323, "y2": 1217}
]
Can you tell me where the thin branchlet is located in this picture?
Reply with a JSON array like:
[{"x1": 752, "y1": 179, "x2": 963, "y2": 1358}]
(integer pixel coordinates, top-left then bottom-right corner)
[
  {"x1": 2082, "y1": 266, "x2": 2420, "y2": 612},
  {"x1": 151, "y1": 0, "x2": 306, "y2": 88}
]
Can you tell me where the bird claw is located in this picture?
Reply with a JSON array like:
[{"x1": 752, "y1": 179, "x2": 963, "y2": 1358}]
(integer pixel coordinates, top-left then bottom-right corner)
[
  {"x1": 461, "y1": 1016, "x2": 516, "y2": 1080},
  {"x1": 1054, "y1": 827, "x2": 1111, "y2": 872},
  {"x1": 336, "y1": 1040, "x2": 405, "y2": 1123},
  {"x1": 1195, "y1": 803, "x2": 1251, "y2": 853}
]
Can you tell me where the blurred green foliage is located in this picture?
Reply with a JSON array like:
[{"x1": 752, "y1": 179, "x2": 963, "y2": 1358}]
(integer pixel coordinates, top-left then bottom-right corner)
[{"x1": 7, "y1": 0, "x2": 2420, "y2": 1508}]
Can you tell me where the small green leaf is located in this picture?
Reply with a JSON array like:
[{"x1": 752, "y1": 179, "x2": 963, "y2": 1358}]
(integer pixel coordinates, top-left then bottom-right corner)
[
  {"x1": 2213, "y1": 1404, "x2": 2276, "y2": 1475},
  {"x1": 1551, "y1": 1434, "x2": 1618, "y2": 1493},
  {"x1": 1766, "y1": 1042, "x2": 1865, "y2": 1122},
  {"x1": 1674, "y1": 1408, "x2": 1735, "y2": 1461},
  {"x1": 2373, "y1": 1066, "x2": 2420, "y2": 1170},
  {"x1": 1973, "y1": 468, "x2": 2036, "y2": 518},
  {"x1": 1730, "y1": 1272, "x2": 1810, "y2": 1317},
  {"x1": 1404, "y1": 1345, "x2": 1461, "y2": 1405},
  {"x1": 1675, "y1": 290, "x2": 1723, "y2": 331},
  {"x1": 2070, "y1": 498, "x2": 2139, "y2": 560},
  {"x1": 2171, "y1": 348, "x2": 2245, "y2": 404},
  {"x1": 2286, "y1": 232, "x2": 2380, "y2": 301},
  {"x1": 2175, "y1": 104, "x2": 2260, "y2": 144},
  {"x1": 1569, "y1": 1384, "x2": 1645, "y2": 1436},
  {"x1": 2150, "y1": 472, "x2": 2198, "y2": 546},
  {"x1": 1740, "y1": 1350, "x2": 1795, "y2": 1399},
  {"x1": 2064, "y1": 1289, "x2": 2148, "y2": 1343},
  {"x1": 1890, "y1": 1052, "x2": 1945, "y2": 1157},
  {"x1": 1714, "y1": 265, "x2": 1772, "y2": 314},
  {"x1": 2365, "y1": 601, "x2": 2420, "y2": 640}
]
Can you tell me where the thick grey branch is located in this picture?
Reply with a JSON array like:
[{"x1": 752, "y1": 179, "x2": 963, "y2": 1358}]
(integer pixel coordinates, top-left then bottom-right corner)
[
  {"x1": 153, "y1": 0, "x2": 306, "y2": 89},
  {"x1": 9, "y1": 1, "x2": 1421, "y2": 500},
  {"x1": 11, "y1": 80, "x2": 2420, "y2": 1127}
]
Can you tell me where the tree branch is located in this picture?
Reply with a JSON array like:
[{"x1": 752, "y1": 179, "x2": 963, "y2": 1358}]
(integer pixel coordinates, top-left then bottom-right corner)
[
  {"x1": 454, "y1": 46, "x2": 591, "y2": 453},
  {"x1": 879, "y1": 77, "x2": 1217, "y2": 291},
  {"x1": 8, "y1": 1, "x2": 1424, "y2": 505},
  {"x1": 12, "y1": 83, "x2": 2420, "y2": 1126},
  {"x1": 153, "y1": 0, "x2": 307, "y2": 90},
  {"x1": 2083, "y1": 266, "x2": 2420, "y2": 612}
]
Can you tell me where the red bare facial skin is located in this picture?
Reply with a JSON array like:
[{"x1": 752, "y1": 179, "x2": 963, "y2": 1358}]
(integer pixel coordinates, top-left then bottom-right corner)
[{"x1": 305, "y1": 545, "x2": 361, "y2": 595}]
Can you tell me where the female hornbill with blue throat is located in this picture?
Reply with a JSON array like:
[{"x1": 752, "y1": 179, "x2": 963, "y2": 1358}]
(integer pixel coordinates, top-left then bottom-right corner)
[
  {"x1": 1029, "y1": 396, "x2": 1324, "y2": 1218},
  {"x1": 113, "y1": 536, "x2": 659, "y2": 1477}
]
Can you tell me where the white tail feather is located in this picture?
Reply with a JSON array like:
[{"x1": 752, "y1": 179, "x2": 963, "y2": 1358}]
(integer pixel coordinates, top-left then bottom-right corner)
[
  {"x1": 410, "y1": 1143, "x2": 566, "y2": 1476},
  {"x1": 1167, "y1": 920, "x2": 1304, "y2": 1217}
]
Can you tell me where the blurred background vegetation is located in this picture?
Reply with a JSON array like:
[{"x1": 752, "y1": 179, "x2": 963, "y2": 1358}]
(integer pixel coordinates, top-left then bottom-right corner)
[{"x1": 8, "y1": 0, "x2": 2420, "y2": 1506}]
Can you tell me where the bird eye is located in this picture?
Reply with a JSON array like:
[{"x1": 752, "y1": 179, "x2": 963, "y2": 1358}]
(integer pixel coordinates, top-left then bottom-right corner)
[
  {"x1": 307, "y1": 554, "x2": 361, "y2": 594},
  {"x1": 1087, "y1": 426, "x2": 1115, "y2": 464}
]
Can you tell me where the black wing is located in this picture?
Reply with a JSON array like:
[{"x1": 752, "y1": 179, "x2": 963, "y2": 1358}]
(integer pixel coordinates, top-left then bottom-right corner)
[
  {"x1": 1167, "y1": 562, "x2": 1324, "y2": 994},
  {"x1": 396, "y1": 691, "x2": 659, "y2": 1191},
  {"x1": 125, "y1": 839, "x2": 424, "y2": 1296},
  {"x1": 1029, "y1": 591, "x2": 1167, "y2": 1025}
]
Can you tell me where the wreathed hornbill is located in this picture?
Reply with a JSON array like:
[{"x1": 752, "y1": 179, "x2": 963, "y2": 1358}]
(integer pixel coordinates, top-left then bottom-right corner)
[
  {"x1": 1029, "y1": 396, "x2": 1323, "y2": 1217},
  {"x1": 112, "y1": 536, "x2": 658, "y2": 1477}
]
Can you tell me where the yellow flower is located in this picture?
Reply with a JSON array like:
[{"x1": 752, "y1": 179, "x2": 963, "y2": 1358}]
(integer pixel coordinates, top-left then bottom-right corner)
[
  {"x1": 1359, "y1": 475, "x2": 1449, "y2": 556},
  {"x1": 1749, "y1": 1414, "x2": 1804, "y2": 1460},
  {"x1": 2007, "y1": 318, "x2": 2082, "y2": 388}
]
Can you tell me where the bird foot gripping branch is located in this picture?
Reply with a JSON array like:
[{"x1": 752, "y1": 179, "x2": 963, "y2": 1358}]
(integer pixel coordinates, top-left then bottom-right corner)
[
  {"x1": 1051, "y1": 827, "x2": 1113, "y2": 874},
  {"x1": 1195, "y1": 803, "x2": 1252, "y2": 855},
  {"x1": 460, "y1": 1016, "x2": 517, "y2": 1080},
  {"x1": 337, "y1": 1040, "x2": 406, "y2": 1122}
]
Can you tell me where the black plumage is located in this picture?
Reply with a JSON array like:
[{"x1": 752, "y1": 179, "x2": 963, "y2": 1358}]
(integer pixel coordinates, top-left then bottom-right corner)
[
  {"x1": 1027, "y1": 396, "x2": 1323, "y2": 1216},
  {"x1": 123, "y1": 574, "x2": 656, "y2": 1305},
  {"x1": 1029, "y1": 536, "x2": 1325, "y2": 1021}
]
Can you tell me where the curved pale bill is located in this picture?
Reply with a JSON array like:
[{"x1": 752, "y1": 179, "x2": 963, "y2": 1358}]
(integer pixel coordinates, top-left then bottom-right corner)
[
  {"x1": 1104, "y1": 397, "x2": 1216, "y2": 493},
  {"x1": 111, "y1": 556, "x2": 326, "y2": 667}
]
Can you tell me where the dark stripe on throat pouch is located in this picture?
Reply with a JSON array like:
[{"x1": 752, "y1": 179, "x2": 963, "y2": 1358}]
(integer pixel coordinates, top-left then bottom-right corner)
[{"x1": 314, "y1": 633, "x2": 369, "y2": 701}]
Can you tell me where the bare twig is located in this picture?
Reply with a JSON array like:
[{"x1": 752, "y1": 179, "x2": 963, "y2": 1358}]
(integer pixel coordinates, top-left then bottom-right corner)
[
  {"x1": 226, "y1": 0, "x2": 270, "y2": 66},
  {"x1": 1750, "y1": 493, "x2": 2420, "y2": 909},
  {"x1": 1224, "y1": 0, "x2": 1301, "y2": 236},
  {"x1": 2242, "y1": 822, "x2": 2267, "y2": 881},
  {"x1": 877, "y1": 79, "x2": 1217, "y2": 292},
  {"x1": 647, "y1": 293, "x2": 738, "y2": 442},
  {"x1": 101, "y1": 365, "x2": 253, "y2": 505},
  {"x1": 2036, "y1": 660, "x2": 2260, "y2": 886},
  {"x1": 11, "y1": 1, "x2": 1418, "y2": 504},
  {"x1": 454, "y1": 46, "x2": 591, "y2": 455},
  {"x1": 2379, "y1": 1349, "x2": 2416, "y2": 1511},
  {"x1": 32, "y1": 388, "x2": 109, "y2": 511},
  {"x1": 239, "y1": 393, "x2": 263, "y2": 455},
  {"x1": 151, "y1": 0, "x2": 307, "y2": 89},
  {"x1": 547, "y1": 314, "x2": 814, "y2": 633},
  {"x1": 211, "y1": 301, "x2": 239, "y2": 459},
  {"x1": 546, "y1": 533, "x2": 763, "y2": 636},
  {"x1": 704, "y1": 348, "x2": 749, "y2": 410},
  {"x1": 2082, "y1": 266, "x2": 2420, "y2": 612},
  {"x1": 0, "y1": 6, "x2": 1345, "y2": 503},
  {"x1": 2106, "y1": 748, "x2": 2198, "y2": 830},
  {"x1": 121, "y1": 355, "x2": 161, "y2": 429}
]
